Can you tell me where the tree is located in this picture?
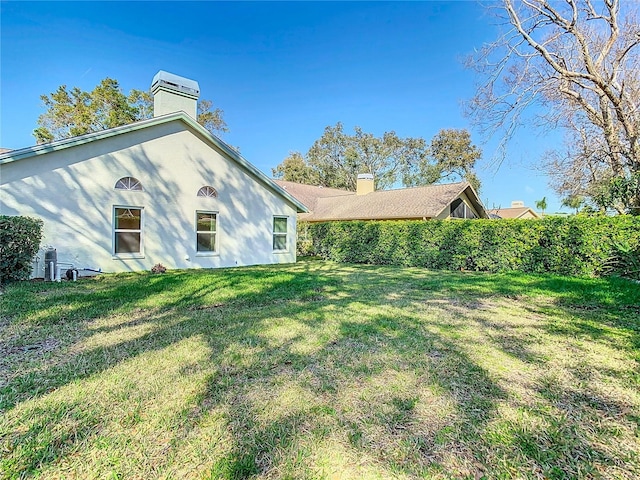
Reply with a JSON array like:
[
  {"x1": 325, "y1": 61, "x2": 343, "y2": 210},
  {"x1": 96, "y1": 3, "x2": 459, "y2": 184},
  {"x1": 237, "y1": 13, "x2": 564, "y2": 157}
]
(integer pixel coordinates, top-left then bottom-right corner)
[
  {"x1": 562, "y1": 195, "x2": 585, "y2": 214},
  {"x1": 429, "y1": 129, "x2": 482, "y2": 192},
  {"x1": 272, "y1": 151, "x2": 319, "y2": 184},
  {"x1": 466, "y1": 0, "x2": 640, "y2": 214},
  {"x1": 196, "y1": 99, "x2": 228, "y2": 135},
  {"x1": 272, "y1": 123, "x2": 482, "y2": 192},
  {"x1": 34, "y1": 79, "x2": 136, "y2": 143},
  {"x1": 305, "y1": 123, "x2": 411, "y2": 190},
  {"x1": 34, "y1": 78, "x2": 228, "y2": 143},
  {"x1": 535, "y1": 197, "x2": 548, "y2": 215}
]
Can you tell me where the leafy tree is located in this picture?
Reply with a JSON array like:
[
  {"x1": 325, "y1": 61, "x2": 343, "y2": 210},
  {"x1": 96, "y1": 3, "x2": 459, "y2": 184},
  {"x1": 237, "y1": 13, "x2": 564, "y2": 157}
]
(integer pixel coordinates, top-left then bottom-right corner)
[
  {"x1": 535, "y1": 197, "x2": 547, "y2": 216},
  {"x1": 34, "y1": 80, "x2": 136, "y2": 143},
  {"x1": 196, "y1": 99, "x2": 228, "y2": 135},
  {"x1": 128, "y1": 89, "x2": 154, "y2": 119},
  {"x1": 34, "y1": 78, "x2": 227, "y2": 143},
  {"x1": 466, "y1": 0, "x2": 640, "y2": 214},
  {"x1": 562, "y1": 195, "x2": 586, "y2": 214},
  {"x1": 428, "y1": 129, "x2": 482, "y2": 192},
  {"x1": 272, "y1": 151, "x2": 319, "y2": 184},
  {"x1": 593, "y1": 172, "x2": 640, "y2": 214},
  {"x1": 272, "y1": 123, "x2": 482, "y2": 191}
]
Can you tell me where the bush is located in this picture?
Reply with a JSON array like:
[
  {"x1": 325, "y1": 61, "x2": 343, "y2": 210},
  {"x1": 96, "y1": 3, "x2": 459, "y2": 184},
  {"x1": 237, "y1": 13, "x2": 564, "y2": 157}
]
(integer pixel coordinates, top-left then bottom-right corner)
[
  {"x1": 151, "y1": 263, "x2": 167, "y2": 274},
  {"x1": 0, "y1": 215, "x2": 44, "y2": 284},
  {"x1": 302, "y1": 216, "x2": 640, "y2": 278}
]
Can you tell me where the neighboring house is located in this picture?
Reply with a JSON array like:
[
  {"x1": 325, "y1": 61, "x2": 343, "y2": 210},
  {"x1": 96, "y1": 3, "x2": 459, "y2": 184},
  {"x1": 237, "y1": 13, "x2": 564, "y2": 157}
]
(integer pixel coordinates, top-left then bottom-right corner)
[
  {"x1": 488, "y1": 201, "x2": 541, "y2": 219},
  {"x1": 0, "y1": 71, "x2": 307, "y2": 277},
  {"x1": 274, "y1": 174, "x2": 488, "y2": 222}
]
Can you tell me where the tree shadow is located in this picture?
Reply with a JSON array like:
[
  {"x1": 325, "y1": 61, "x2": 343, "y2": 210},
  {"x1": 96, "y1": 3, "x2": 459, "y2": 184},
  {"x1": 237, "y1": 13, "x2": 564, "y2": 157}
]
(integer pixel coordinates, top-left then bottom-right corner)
[{"x1": 1, "y1": 260, "x2": 638, "y2": 478}]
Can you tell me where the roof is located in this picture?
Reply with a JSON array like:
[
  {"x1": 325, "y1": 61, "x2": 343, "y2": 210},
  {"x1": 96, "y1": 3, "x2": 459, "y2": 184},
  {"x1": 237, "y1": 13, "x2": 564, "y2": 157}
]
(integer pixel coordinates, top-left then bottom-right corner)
[
  {"x1": 0, "y1": 112, "x2": 308, "y2": 213},
  {"x1": 487, "y1": 207, "x2": 540, "y2": 219},
  {"x1": 273, "y1": 180, "x2": 355, "y2": 212},
  {"x1": 274, "y1": 180, "x2": 488, "y2": 221}
]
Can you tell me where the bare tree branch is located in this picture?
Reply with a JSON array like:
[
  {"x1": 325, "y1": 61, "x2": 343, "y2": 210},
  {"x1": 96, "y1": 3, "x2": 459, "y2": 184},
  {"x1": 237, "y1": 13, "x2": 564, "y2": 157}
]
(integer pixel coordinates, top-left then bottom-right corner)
[{"x1": 465, "y1": 0, "x2": 640, "y2": 213}]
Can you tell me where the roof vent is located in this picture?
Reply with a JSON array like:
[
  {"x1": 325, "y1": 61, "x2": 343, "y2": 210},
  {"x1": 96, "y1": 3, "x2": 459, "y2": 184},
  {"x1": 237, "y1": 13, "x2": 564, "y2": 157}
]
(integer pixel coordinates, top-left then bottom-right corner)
[
  {"x1": 151, "y1": 71, "x2": 200, "y2": 119},
  {"x1": 151, "y1": 71, "x2": 200, "y2": 97}
]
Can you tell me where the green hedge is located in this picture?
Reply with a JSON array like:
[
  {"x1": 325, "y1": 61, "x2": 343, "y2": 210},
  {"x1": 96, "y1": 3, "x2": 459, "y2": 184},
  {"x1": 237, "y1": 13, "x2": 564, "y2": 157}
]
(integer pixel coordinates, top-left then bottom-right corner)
[
  {"x1": 0, "y1": 215, "x2": 43, "y2": 284},
  {"x1": 300, "y1": 216, "x2": 640, "y2": 278}
]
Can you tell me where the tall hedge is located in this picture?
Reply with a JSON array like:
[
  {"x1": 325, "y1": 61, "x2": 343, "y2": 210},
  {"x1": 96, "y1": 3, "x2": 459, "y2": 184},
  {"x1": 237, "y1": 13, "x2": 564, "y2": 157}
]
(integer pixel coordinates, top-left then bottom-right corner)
[
  {"x1": 0, "y1": 215, "x2": 43, "y2": 284},
  {"x1": 301, "y1": 216, "x2": 640, "y2": 278}
]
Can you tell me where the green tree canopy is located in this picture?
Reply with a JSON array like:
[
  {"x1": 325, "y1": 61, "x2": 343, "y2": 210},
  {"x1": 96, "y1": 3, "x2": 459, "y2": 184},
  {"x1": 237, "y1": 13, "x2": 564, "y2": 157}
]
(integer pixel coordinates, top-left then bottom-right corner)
[
  {"x1": 535, "y1": 197, "x2": 547, "y2": 215},
  {"x1": 272, "y1": 152, "x2": 319, "y2": 185},
  {"x1": 34, "y1": 78, "x2": 227, "y2": 144},
  {"x1": 561, "y1": 195, "x2": 585, "y2": 214},
  {"x1": 272, "y1": 123, "x2": 482, "y2": 192}
]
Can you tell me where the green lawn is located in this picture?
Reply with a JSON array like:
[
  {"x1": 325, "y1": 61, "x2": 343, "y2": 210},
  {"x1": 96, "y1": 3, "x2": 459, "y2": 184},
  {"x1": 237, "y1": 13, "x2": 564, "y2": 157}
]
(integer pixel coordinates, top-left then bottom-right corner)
[{"x1": 1, "y1": 259, "x2": 639, "y2": 479}]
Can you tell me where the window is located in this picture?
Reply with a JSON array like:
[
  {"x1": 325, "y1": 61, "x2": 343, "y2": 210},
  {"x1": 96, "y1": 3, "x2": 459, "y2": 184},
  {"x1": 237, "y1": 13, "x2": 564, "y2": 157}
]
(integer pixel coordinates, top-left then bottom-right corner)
[
  {"x1": 114, "y1": 207, "x2": 143, "y2": 254},
  {"x1": 197, "y1": 186, "x2": 218, "y2": 198},
  {"x1": 196, "y1": 212, "x2": 217, "y2": 253},
  {"x1": 115, "y1": 177, "x2": 143, "y2": 191},
  {"x1": 450, "y1": 199, "x2": 477, "y2": 219},
  {"x1": 273, "y1": 216, "x2": 288, "y2": 251}
]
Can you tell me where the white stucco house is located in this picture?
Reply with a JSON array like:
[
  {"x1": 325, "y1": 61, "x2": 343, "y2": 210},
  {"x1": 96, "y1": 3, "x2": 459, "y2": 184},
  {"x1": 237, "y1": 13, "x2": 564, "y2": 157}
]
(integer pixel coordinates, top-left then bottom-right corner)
[{"x1": 0, "y1": 71, "x2": 307, "y2": 277}]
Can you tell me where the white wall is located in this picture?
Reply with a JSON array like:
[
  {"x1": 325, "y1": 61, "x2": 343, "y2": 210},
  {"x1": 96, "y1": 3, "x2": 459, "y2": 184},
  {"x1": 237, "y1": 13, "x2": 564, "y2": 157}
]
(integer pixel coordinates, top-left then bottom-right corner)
[{"x1": 0, "y1": 119, "x2": 298, "y2": 276}]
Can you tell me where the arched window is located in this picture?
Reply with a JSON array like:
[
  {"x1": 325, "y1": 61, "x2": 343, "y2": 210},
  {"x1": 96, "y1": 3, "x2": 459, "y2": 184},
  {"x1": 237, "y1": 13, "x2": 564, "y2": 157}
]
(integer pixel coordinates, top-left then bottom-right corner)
[
  {"x1": 115, "y1": 177, "x2": 143, "y2": 191},
  {"x1": 197, "y1": 186, "x2": 218, "y2": 198}
]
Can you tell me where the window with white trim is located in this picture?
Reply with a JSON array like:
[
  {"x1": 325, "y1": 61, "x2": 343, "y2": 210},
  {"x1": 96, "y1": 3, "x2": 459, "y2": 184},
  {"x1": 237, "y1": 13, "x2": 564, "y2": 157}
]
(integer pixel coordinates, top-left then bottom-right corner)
[
  {"x1": 273, "y1": 216, "x2": 288, "y2": 251},
  {"x1": 114, "y1": 207, "x2": 143, "y2": 254},
  {"x1": 197, "y1": 186, "x2": 218, "y2": 198},
  {"x1": 115, "y1": 177, "x2": 143, "y2": 191},
  {"x1": 196, "y1": 212, "x2": 217, "y2": 253}
]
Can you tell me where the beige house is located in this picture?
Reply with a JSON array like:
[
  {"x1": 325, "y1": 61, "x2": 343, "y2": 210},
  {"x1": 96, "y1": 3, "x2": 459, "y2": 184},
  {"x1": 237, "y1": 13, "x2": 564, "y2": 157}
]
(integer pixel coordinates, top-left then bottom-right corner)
[
  {"x1": 274, "y1": 175, "x2": 488, "y2": 221},
  {"x1": 0, "y1": 71, "x2": 307, "y2": 277},
  {"x1": 488, "y1": 201, "x2": 541, "y2": 219}
]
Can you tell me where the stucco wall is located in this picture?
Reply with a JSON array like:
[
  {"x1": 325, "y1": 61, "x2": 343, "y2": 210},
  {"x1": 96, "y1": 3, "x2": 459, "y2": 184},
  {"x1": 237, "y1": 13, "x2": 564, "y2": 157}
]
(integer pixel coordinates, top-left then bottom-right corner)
[{"x1": 0, "y1": 120, "x2": 298, "y2": 276}]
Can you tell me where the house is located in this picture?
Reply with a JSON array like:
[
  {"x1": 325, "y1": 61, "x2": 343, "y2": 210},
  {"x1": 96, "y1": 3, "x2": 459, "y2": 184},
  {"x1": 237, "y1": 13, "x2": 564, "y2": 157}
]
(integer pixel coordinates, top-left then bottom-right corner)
[
  {"x1": 488, "y1": 201, "x2": 541, "y2": 219},
  {"x1": 274, "y1": 174, "x2": 488, "y2": 222},
  {"x1": 0, "y1": 71, "x2": 307, "y2": 277}
]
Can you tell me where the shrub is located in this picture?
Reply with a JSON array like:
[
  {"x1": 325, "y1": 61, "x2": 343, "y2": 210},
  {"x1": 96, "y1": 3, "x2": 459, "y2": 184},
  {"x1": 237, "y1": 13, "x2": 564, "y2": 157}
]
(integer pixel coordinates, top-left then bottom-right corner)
[
  {"x1": 151, "y1": 263, "x2": 167, "y2": 274},
  {"x1": 302, "y1": 216, "x2": 640, "y2": 278},
  {"x1": 0, "y1": 215, "x2": 44, "y2": 284},
  {"x1": 296, "y1": 221, "x2": 315, "y2": 257}
]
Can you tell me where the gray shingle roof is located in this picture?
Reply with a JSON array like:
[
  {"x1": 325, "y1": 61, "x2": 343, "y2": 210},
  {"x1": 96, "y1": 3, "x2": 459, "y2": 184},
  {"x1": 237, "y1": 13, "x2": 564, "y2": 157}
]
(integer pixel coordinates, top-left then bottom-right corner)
[
  {"x1": 274, "y1": 180, "x2": 487, "y2": 221},
  {"x1": 273, "y1": 180, "x2": 355, "y2": 213}
]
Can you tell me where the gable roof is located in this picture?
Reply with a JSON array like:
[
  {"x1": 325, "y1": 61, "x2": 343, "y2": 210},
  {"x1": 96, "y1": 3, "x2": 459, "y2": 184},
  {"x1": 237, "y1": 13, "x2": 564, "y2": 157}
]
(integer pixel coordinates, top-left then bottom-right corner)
[
  {"x1": 488, "y1": 207, "x2": 540, "y2": 219},
  {"x1": 0, "y1": 113, "x2": 308, "y2": 213},
  {"x1": 274, "y1": 180, "x2": 488, "y2": 221},
  {"x1": 273, "y1": 180, "x2": 355, "y2": 212}
]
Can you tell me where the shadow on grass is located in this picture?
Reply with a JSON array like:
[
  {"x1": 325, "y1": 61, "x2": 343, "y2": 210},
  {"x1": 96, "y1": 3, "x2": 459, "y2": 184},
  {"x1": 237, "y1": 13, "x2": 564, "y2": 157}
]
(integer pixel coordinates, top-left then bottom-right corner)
[{"x1": 1, "y1": 260, "x2": 638, "y2": 478}]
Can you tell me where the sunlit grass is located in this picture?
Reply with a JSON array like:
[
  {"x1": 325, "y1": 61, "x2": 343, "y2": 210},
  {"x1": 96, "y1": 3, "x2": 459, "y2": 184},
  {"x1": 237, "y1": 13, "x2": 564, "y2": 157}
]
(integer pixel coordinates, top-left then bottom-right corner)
[{"x1": 1, "y1": 260, "x2": 639, "y2": 479}]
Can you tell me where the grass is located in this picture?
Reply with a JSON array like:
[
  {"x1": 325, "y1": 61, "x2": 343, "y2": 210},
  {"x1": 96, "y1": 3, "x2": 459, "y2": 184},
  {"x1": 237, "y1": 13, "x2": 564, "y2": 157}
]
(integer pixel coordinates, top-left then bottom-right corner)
[{"x1": 1, "y1": 258, "x2": 639, "y2": 479}]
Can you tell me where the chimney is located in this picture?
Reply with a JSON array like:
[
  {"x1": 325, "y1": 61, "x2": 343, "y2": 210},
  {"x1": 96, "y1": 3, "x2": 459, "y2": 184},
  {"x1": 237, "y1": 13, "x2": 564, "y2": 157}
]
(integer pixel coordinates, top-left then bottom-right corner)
[
  {"x1": 356, "y1": 173, "x2": 375, "y2": 195},
  {"x1": 511, "y1": 201, "x2": 525, "y2": 208},
  {"x1": 151, "y1": 71, "x2": 200, "y2": 119}
]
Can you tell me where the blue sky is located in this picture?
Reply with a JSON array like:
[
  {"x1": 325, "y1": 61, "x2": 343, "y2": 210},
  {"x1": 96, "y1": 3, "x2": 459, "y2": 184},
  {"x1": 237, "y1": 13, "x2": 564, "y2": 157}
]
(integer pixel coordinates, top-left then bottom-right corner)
[{"x1": 1, "y1": 1, "x2": 565, "y2": 212}]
